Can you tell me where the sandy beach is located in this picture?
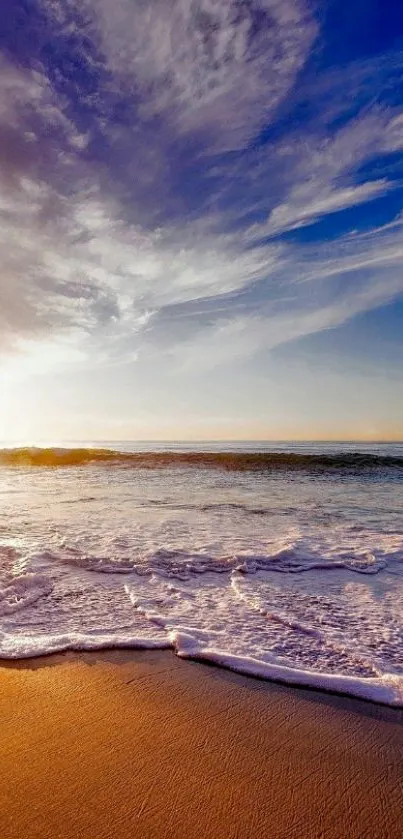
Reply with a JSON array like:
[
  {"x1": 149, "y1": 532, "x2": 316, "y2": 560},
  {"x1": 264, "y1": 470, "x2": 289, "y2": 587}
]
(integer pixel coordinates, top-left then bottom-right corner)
[{"x1": 0, "y1": 651, "x2": 402, "y2": 839}]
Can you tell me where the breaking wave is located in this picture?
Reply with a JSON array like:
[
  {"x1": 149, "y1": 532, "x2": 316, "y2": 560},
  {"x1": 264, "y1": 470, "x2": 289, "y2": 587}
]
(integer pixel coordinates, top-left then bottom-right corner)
[
  {"x1": 0, "y1": 447, "x2": 402, "y2": 471},
  {"x1": 1, "y1": 442, "x2": 402, "y2": 706}
]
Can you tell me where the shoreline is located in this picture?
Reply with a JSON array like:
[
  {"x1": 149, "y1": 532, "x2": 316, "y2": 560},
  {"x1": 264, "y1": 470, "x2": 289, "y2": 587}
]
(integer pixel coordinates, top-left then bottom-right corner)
[
  {"x1": 1, "y1": 649, "x2": 402, "y2": 839},
  {"x1": 2, "y1": 637, "x2": 402, "y2": 708}
]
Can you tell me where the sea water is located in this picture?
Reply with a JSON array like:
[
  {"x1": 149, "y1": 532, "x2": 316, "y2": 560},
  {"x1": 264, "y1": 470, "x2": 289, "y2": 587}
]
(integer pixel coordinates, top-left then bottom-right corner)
[{"x1": 0, "y1": 441, "x2": 402, "y2": 706}]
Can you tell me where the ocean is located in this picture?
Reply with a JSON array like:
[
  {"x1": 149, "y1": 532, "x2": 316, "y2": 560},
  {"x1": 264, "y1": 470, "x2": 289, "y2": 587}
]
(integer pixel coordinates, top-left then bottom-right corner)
[{"x1": 0, "y1": 441, "x2": 402, "y2": 706}]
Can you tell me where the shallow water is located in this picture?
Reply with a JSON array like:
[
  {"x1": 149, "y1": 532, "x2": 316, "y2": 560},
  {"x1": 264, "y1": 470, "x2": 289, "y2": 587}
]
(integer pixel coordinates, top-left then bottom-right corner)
[{"x1": 0, "y1": 441, "x2": 402, "y2": 706}]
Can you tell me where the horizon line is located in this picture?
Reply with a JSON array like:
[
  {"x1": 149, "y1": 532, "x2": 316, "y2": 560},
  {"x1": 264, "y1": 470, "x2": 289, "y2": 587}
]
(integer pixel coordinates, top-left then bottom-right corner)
[{"x1": 1, "y1": 438, "x2": 402, "y2": 446}]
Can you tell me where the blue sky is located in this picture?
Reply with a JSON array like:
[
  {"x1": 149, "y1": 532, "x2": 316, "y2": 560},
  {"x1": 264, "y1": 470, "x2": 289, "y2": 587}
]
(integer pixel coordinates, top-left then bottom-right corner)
[{"x1": 0, "y1": 0, "x2": 402, "y2": 441}]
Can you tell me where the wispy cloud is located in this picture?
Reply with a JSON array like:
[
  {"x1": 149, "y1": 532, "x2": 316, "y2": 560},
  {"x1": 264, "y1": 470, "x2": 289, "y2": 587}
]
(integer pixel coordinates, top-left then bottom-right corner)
[
  {"x1": 263, "y1": 180, "x2": 393, "y2": 235},
  {"x1": 249, "y1": 107, "x2": 403, "y2": 237},
  {"x1": 0, "y1": 0, "x2": 402, "y2": 380},
  {"x1": 73, "y1": 0, "x2": 317, "y2": 149}
]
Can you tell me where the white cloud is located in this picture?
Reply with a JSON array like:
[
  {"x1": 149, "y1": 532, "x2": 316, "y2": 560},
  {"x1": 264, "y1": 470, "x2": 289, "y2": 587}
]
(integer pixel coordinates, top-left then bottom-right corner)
[
  {"x1": 255, "y1": 110, "x2": 402, "y2": 236},
  {"x1": 0, "y1": 157, "x2": 284, "y2": 357},
  {"x1": 51, "y1": 0, "x2": 316, "y2": 150},
  {"x1": 159, "y1": 217, "x2": 403, "y2": 369},
  {"x1": 0, "y1": 54, "x2": 88, "y2": 153},
  {"x1": 1, "y1": 140, "x2": 402, "y2": 371},
  {"x1": 266, "y1": 180, "x2": 393, "y2": 234},
  {"x1": 0, "y1": 5, "x2": 402, "y2": 381},
  {"x1": 383, "y1": 113, "x2": 403, "y2": 152}
]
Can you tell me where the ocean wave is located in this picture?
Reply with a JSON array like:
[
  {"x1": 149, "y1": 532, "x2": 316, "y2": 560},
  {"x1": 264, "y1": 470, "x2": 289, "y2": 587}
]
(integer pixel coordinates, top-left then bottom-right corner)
[
  {"x1": 1, "y1": 620, "x2": 401, "y2": 706},
  {"x1": 0, "y1": 446, "x2": 402, "y2": 471},
  {"x1": 1, "y1": 551, "x2": 402, "y2": 706},
  {"x1": 174, "y1": 641, "x2": 403, "y2": 707},
  {"x1": 48, "y1": 543, "x2": 392, "y2": 578},
  {"x1": 1, "y1": 447, "x2": 402, "y2": 708},
  {"x1": 0, "y1": 573, "x2": 53, "y2": 616}
]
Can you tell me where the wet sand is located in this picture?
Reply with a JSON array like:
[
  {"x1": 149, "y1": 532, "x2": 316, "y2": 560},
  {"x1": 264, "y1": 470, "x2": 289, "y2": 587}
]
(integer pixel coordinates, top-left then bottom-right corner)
[{"x1": 1, "y1": 650, "x2": 402, "y2": 839}]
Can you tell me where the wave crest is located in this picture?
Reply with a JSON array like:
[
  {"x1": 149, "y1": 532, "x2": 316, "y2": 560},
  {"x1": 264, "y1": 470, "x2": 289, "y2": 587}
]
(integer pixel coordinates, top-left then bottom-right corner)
[{"x1": 0, "y1": 446, "x2": 402, "y2": 471}]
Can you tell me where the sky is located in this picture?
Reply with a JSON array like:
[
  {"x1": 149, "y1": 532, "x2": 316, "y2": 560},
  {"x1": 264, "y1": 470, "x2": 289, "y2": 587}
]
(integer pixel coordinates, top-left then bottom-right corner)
[{"x1": 0, "y1": 0, "x2": 402, "y2": 442}]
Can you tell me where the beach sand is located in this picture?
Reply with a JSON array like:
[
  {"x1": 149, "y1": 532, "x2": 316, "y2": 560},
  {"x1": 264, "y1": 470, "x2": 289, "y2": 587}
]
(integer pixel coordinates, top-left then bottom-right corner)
[{"x1": 1, "y1": 650, "x2": 402, "y2": 839}]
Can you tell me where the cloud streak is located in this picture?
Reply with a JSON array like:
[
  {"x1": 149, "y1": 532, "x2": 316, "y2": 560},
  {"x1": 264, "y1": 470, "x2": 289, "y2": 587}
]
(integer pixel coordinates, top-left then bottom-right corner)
[
  {"x1": 76, "y1": 0, "x2": 317, "y2": 149},
  {"x1": 0, "y1": 0, "x2": 402, "y2": 380}
]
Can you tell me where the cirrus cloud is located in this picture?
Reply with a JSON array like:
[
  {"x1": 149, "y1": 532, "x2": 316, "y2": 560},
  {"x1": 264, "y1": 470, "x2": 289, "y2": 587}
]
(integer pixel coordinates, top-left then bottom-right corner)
[{"x1": 0, "y1": 0, "x2": 402, "y2": 383}]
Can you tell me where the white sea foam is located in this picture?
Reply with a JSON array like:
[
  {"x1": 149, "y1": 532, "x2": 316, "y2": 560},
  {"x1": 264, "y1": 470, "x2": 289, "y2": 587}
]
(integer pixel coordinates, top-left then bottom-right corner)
[
  {"x1": 0, "y1": 451, "x2": 402, "y2": 706},
  {"x1": 173, "y1": 641, "x2": 403, "y2": 707},
  {"x1": 0, "y1": 573, "x2": 53, "y2": 616}
]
